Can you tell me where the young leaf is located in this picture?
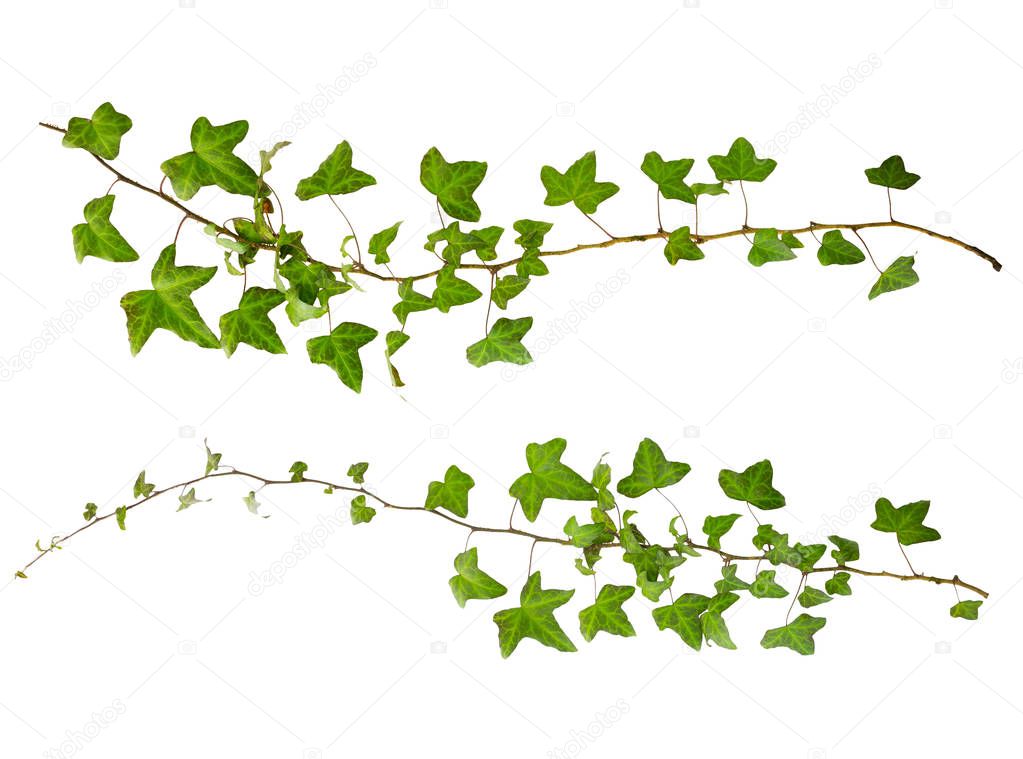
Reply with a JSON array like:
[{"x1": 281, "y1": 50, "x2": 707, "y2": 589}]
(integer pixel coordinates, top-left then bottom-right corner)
[
  {"x1": 798, "y1": 586, "x2": 833, "y2": 608},
  {"x1": 870, "y1": 497, "x2": 941, "y2": 545},
  {"x1": 432, "y1": 265, "x2": 482, "y2": 313},
  {"x1": 702, "y1": 514, "x2": 742, "y2": 551},
  {"x1": 579, "y1": 584, "x2": 636, "y2": 642},
  {"x1": 641, "y1": 151, "x2": 695, "y2": 202},
  {"x1": 384, "y1": 330, "x2": 409, "y2": 387},
  {"x1": 115, "y1": 505, "x2": 128, "y2": 530},
  {"x1": 491, "y1": 275, "x2": 529, "y2": 309},
  {"x1": 219, "y1": 287, "x2": 287, "y2": 357},
  {"x1": 306, "y1": 322, "x2": 379, "y2": 392},
  {"x1": 950, "y1": 600, "x2": 982, "y2": 621},
  {"x1": 493, "y1": 572, "x2": 577, "y2": 658},
  {"x1": 347, "y1": 462, "x2": 369, "y2": 484},
  {"x1": 509, "y1": 438, "x2": 597, "y2": 522},
  {"x1": 368, "y1": 222, "x2": 402, "y2": 265},
  {"x1": 750, "y1": 570, "x2": 789, "y2": 599},
  {"x1": 392, "y1": 279, "x2": 434, "y2": 325},
  {"x1": 652, "y1": 593, "x2": 710, "y2": 650},
  {"x1": 160, "y1": 117, "x2": 258, "y2": 200},
  {"x1": 420, "y1": 147, "x2": 487, "y2": 222},
  {"x1": 243, "y1": 491, "x2": 267, "y2": 517},
  {"x1": 540, "y1": 151, "x2": 619, "y2": 214},
  {"x1": 616, "y1": 438, "x2": 691, "y2": 498},
  {"x1": 865, "y1": 155, "x2": 920, "y2": 190},
  {"x1": 72, "y1": 195, "x2": 139, "y2": 263},
  {"x1": 714, "y1": 564, "x2": 750, "y2": 593},
  {"x1": 513, "y1": 219, "x2": 554, "y2": 251},
  {"x1": 748, "y1": 228, "x2": 797, "y2": 266},
  {"x1": 516, "y1": 249, "x2": 549, "y2": 277},
  {"x1": 133, "y1": 471, "x2": 155, "y2": 499},
  {"x1": 120, "y1": 244, "x2": 219, "y2": 355},
  {"x1": 204, "y1": 440, "x2": 222, "y2": 475},
  {"x1": 825, "y1": 572, "x2": 852, "y2": 596},
  {"x1": 817, "y1": 230, "x2": 865, "y2": 266},
  {"x1": 718, "y1": 460, "x2": 786, "y2": 510},
  {"x1": 466, "y1": 316, "x2": 533, "y2": 367},
  {"x1": 563, "y1": 516, "x2": 615, "y2": 548},
  {"x1": 449, "y1": 547, "x2": 507, "y2": 607},
  {"x1": 289, "y1": 461, "x2": 307, "y2": 481},
  {"x1": 295, "y1": 141, "x2": 376, "y2": 200},
  {"x1": 425, "y1": 465, "x2": 475, "y2": 518},
  {"x1": 62, "y1": 102, "x2": 132, "y2": 160},
  {"x1": 664, "y1": 226, "x2": 705, "y2": 264},
  {"x1": 83, "y1": 502, "x2": 98, "y2": 521},
  {"x1": 828, "y1": 535, "x2": 860, "y2": 564},
  {"x1": 761, "y1": 614, "x2": 826, "y2": 655},
  {"x1": 708, "y1": 137, "x2": 777, "y2": 182},
  {"x1": 350, "y1": 494, "x2": 376, "y2": 525},
  {"x1": 868, "y1": 256, "x2": 919, "y2": 300}
]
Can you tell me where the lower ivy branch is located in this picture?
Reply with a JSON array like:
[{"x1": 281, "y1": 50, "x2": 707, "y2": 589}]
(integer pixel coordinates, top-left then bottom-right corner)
[
  {"x1": 42, "y1": 108, "x2": 1002, "y2": 393},
  {"x1": 17, "y1": 437, "x2": 987, "y2": 657}
]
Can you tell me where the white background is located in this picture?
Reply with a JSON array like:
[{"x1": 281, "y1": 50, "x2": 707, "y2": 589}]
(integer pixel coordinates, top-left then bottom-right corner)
[{"x1": 2, "y1": 1, "x2": 1022, "y2": 756}]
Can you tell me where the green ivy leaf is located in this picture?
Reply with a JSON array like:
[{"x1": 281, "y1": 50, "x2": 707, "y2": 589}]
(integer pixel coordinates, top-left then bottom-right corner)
[
  {"x1": 350, "y1": 494, "x2": 376, "y2": 525},
  {"x1": 420, "y1": 147, "x2": 487, "y2": 222},
  {"x1": 516, "y1": 249, "x2": 549, "y2": 278},
  {"x1": 718, "y1": 460, "x2": 786, "y2": 510},
  {"x1": 563, "y1": 516, "x2": 615, "y2": 548},
  {"x1": 392, "y1": 279, "x2": 434, "y2": 325},
  {"x1": 347, "y1": 462, "x2": 369, "y2": 483},
  {"x1": 540, "y1": 151, "x2": 619, "y2": 214},
  {"x1": 160, "y1": 117, "x2": 258, "y2": 200},
  {"x1": 115, "y1": 505, "x2": 128, "y2": 530},
  {"x1": 641, "y1": 151, "x2": 695, "y2": 203},
  {"x1": 133, "y1": 471, "x2": 155, "y2": 499},
  {"x1": 493, "y1": 572, "x2": 577, "y2": 658},
  {"x1": 714, "y1": 565, "x2": 750, "y2": 593},
  {"x1": 828, "y1": 535, "x2": 860, "y2": 564},
  {"x1": 120, "y1": 244, "x2": 218, "y2": 355},
  {"x1": 243, "y1": 491, "x2": 267, "y2": 518},
  {"x1": 289, "y1": 461, "x2": 307, "y2": 481},
  {"x1": 868, "y1": 256, "x2": 919, "y2": 300},
  {"x1": 306, "y1": 322, "x2": 379, "y2": 392},
  {"x1": 708, "y1": 590, "x2": 741, "y2": 613},
  {"x1": 701, "y1": 611, "x2": 737, "y2": 649},
  {"x1": 177, "y1": 487, "x2": 208, "y2": 511},
  {"x1": 816, "y1": 230, "x2": 865, "y2": 266},
  {"x1": 781, "y1": 232, "x2": 804, "y2": 249},
  {"x1": 691, "y1": 182, "x2": 728, "y2": 197},
  {"x1": 950, "y1": 600, "x2": 982, "y2": 621},
  {"x1": 204, "y1": 440, "x2": 222, "y2": 475},
  {"x1": 72, "y1": 195, "x2": 139, "y2": 263},
  {"x1": 491, "y1": 275, "x2": 529, "y2": 310},
  {"x1": 865, "y1": 155, "x2": 920, "y2": 190},
  {"x1": 219, "y1": 287, "x2": 286, "y2": 357},
  {"x1": 870, "y1": 497, "x2": 941, "y2": 545},
  {"x1": 750, "y1": 570, "x2": 789, "y2": 599},
  {"x1": 425, "y1": 465, "x2": 474, "y2": 518},
  {"x1": 702, "y1": 514, "x2": 742, "y2": 550},
  {"x1": 62, "y1": 102, "x2": 132, "y2": 160},
  {"x1": 825, "y1": 572, "x2": 852, "y2": 596},
  {"x1": 384, "y1": 330, "x2": 409, "y2": 387},
  {"x1": 466, "y1": 316, "x2": 533, "y2": 367},
  {"x1": 579, "y1": 584, "x2": 636, "y2": 642},
  {"x1": 295, "y1": 141, "x2": 376, "y2": 200},
  {"x1": 664, "y1": 226, "x2": 704, "y2": 264},
  {"x1": 798, "y1": 586, "x2": 833, "y2": 608},
  {"x1": 432, "y1": 265, "x2": 482, "y2": 313},
  {"x1": 509, "y1": 438, "x2": 597, "y2": 522},
  {"x1": 761, "y1": 614, "x2": 826, "y2": 655},
  {"x1": 513, "y1": 219, "x2": 553, "y2": 251},
  {"x1": 83, "y1": 502, "x2": 98, "y2": 521},
  {"x1": 708, "y1": 137, "x2": 777, "y2": 182},
  {"x1": 652, "y1": 593, "x2": 710, "y2": 651},
  {"x1": 368, "y1": 222, "x2": 402, "y2": 265},
  {"x1": 616, "y1": 438, "x2": 691, "y2": 498},
  {"x1": 748, "y1": 228, "x2": 797, "y2": 266},
  {"x1": 449, "y1": 547, "x2": 507, "y2": 607}
]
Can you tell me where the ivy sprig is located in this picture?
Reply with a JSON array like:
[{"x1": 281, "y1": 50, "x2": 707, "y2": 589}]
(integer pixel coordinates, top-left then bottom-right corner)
[
  {"x1": 17, "y1": 436, "x2": 987, "y2": 658},
  {"x1": 41, "y1": 107, "x2": 1002, "y2": 393}
]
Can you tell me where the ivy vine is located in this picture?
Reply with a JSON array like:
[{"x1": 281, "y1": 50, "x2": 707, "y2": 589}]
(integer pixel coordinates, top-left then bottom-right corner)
[
  {"x1": 18, "y1": 437, "x2": 986, "y2": 657},
  {"x1": 43, "y1": 104, "x2": 1000, "y2": 392}
]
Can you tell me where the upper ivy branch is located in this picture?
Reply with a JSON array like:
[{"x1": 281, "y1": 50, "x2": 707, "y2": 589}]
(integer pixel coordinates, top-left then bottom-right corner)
[
  {"x1": 42, "y1": 105, "x2": 1001, "y2": 392},
  {"x1": 17, "y1": 436, "x2": 987, "y2": 657}
]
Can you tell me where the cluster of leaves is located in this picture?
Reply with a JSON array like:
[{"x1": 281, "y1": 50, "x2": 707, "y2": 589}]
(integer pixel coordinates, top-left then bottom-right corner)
[
  {"x1": 20, "y1": 436, "x2": 985, "y2": 658},
  {"x1": 50, "y1": 105, "x2": 997, "y2": 393}
]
